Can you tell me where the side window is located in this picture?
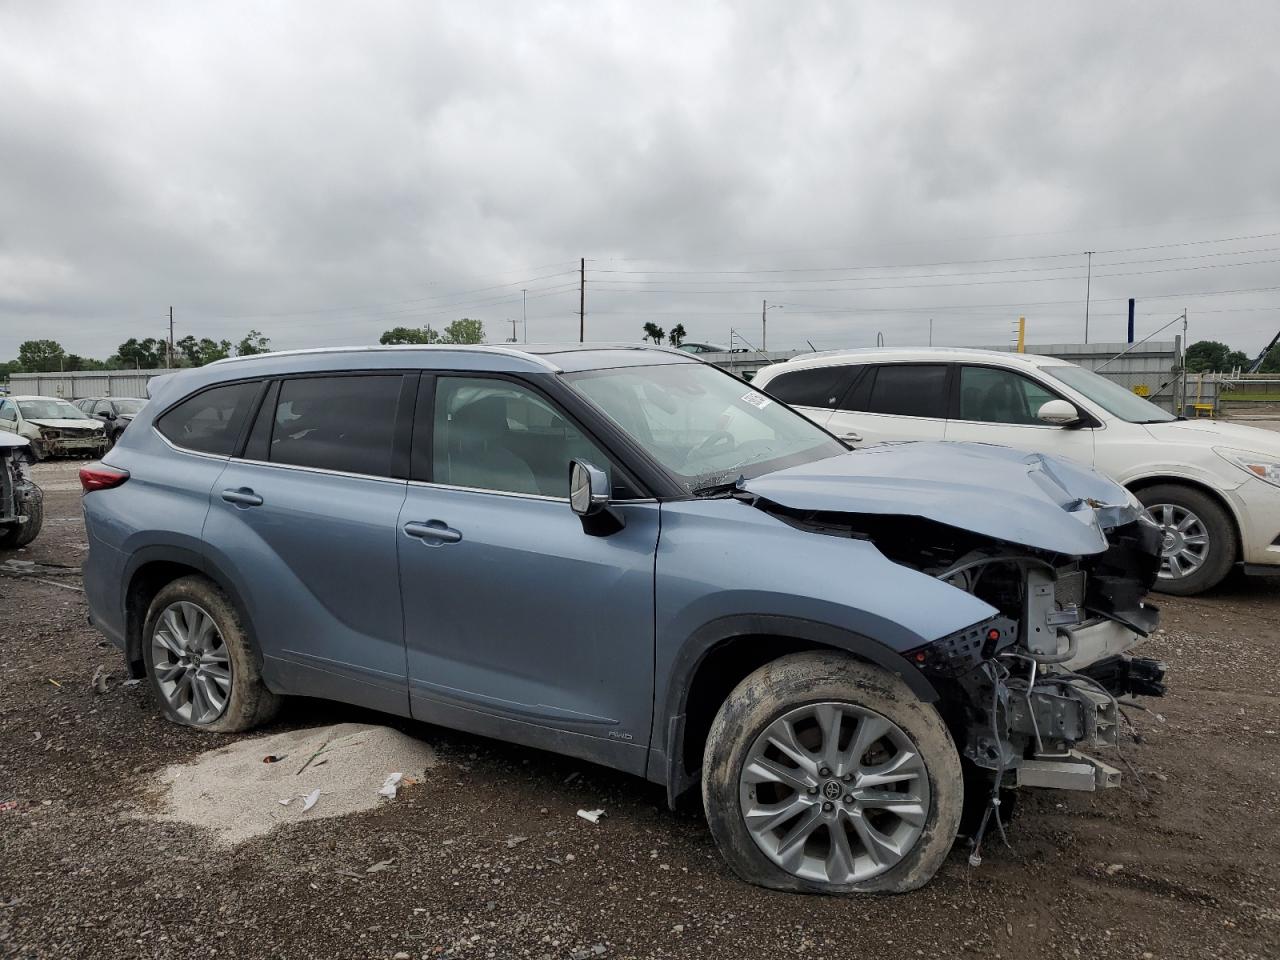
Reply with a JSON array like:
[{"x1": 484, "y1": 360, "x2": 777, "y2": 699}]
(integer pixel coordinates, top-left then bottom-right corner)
[
  {"x1": 156, "y1": 380, "x2": 261, "y2": 456},
  {"x1": 267, "y1": 375, "x2": 401, "y2": 477},
  {"x1": 958, "y1": 366, "x2": 1059, "y2": 426},
  {"x1": 432, "y1": 376, "x2": 611, "y2": 498},
  {"x1": 865, "y1": 365, "x2": 949, "y2": 418},
  {"x1": 94, "y1": 400, "x2": 114, "y2": 416},
  {"x1": 0, "y1": 402, "x2": 14, "y2": 422},
  {"x1": 763, "y1": 366, "x2": 851, "y2": 408}
]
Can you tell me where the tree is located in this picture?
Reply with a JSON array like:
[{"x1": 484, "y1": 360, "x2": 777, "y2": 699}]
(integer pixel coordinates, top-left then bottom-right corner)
[
  {"x1": 116, "y1": 337, "x2": 166, "y2": 369},
  {"x1": 668, "y1": 324, "x2": 687, "y2": 347},
  {"x1": 236, "y1": 330, "x2": 271, "y2": 356},
  {"x1": 176, "y1": 335, "x2": 232, "y2": 366},
  {"x1": 441, "y1": 318, "x2": 484, "y2": 344},
  {"x1": 1260, "y1": 345, "x2": 1280, "y2": 374},
  {"x1": 18, "y1": 340, "x2": 67, "y2": 372},
  {"x1": 1185, "y1": 340, "x2": 1249, "y2": 373},
  {"x1": 642, "y1": 322, "x2": 665, "y2": 344},
  {"x1": 379, "y1": 325, "x2": 441, "y2": 345}
]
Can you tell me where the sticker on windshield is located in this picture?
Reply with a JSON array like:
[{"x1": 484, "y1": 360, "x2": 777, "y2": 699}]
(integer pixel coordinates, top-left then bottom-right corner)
[{"x1": 740, "y1": 391, "x2": 772, "y2": 410}]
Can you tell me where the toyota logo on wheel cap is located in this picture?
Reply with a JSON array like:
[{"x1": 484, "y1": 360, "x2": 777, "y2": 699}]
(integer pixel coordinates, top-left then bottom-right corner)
[{"x1": 822, "y1": 780, "x2": 842, "y2": 801}]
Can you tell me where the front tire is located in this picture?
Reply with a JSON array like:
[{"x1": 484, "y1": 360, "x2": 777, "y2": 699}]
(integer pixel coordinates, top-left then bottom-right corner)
[
  {"x1": 0, "y1": 483, "x2": 42, "y2": 549},
  {"x1": 1136, "y1": 483, "x2": 1236, "y2": 595},
  {"x1": 142, "y1": 575, "x2": 280, "y2": 733},
  {"x1": 701, "y1": 652, "x2": 963, "y2": 894}
]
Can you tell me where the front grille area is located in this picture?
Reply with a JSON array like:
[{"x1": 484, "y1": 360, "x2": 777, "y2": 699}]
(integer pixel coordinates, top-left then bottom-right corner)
[{"x1": 1055, "y1": 569, "x2": 1086, "y2": 608}]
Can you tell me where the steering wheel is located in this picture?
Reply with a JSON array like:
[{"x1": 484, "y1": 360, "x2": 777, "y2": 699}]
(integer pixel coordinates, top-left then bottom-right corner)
[{"x1": 682, "y1": 430, "x2": 735, "y2": 466}]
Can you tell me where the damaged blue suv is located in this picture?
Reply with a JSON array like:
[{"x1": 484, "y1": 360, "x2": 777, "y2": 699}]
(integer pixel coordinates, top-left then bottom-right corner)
[{"x1": 81, "y1": 344, "x2": 1164, "y2": 894}]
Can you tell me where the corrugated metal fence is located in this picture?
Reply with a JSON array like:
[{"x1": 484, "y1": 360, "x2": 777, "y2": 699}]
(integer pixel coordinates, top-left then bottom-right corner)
[
  {"x1": 997, "y1": 340, "x2": 1185, "y2": 412},
  {"x1": 4, "y1": 369, "x2": 168, "y2": 399}
]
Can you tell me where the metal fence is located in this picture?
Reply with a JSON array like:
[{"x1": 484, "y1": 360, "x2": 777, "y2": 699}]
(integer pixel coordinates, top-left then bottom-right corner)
[{"x1": 4, "y1": 369, "x2": 169, "y2": 400}]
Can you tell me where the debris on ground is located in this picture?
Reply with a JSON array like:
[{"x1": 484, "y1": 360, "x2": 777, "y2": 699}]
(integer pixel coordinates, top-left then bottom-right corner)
[
  {"x1": 504, "y1": 835, "x2": 530, "y2": 848},
  {"x1": 577, "y1": 808, "x2": 605, "y2": 824},
  {"x1": 91, "y1": 665, "x2": 110, "y2": 694},
  {"x1": 141, "y1": 722, "x2": 435, "y2": 844},
  {"x1": 262, "y1": 754, "x2": 286, "y2": 764},
  {"x1": 365, "y1": 859, "x2": 394, "y2": 873},
  {"x1": 377, "y1": 771, "x2": 403, "y2": 799}
]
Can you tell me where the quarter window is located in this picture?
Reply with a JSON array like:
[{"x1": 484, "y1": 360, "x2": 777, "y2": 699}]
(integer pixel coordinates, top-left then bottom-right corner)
[
  {"x1": 267, "y1": 375, "x2": 402, "y2": 477},
  {"x1": 862, "y1": 365, "x2": 949, "y2": 418},
  {"x1": 0, "y1": 402, "x2": 15, "y2": 422},
  {"x1": 957, "y1": 366, "x2": 1059, "y2": 426},
  {"x1": 763, "y1": 366, "x2": 851, "y2": 408},
  {"x1": 156, "y1": 381, "x2": 261, "y2": 456},
  {"x1": 431, "y1": 377, "x2": 610, "y2": 498}
]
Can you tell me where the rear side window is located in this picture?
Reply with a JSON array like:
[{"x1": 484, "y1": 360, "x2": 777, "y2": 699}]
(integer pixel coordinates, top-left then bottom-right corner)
[
  {"x1": 763, "y1": 366, "x2": 851, "y2": 408},
  {"x1": 865, "y1": 365, "x2": 949, "y2": 418},
  {"x1": 156, "y1": 381, "x2": 261, "y2": 456},
  {"x1": 268, "y1": 375, "x2": 401, "y2": 477}
]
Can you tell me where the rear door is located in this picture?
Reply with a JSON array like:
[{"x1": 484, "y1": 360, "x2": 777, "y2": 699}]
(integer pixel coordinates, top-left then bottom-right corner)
[
  {"x1": 201, "y1": 372, "x2": 414, "y2": 716},
  {"x1": 0, "y1": 400, "x2": 16, "y2": 435},
  {"x1": 943, "y1": 364, "x2": 1096, "y2": 464},
  {"x1": 757, "y1": 364, "x2": 857, "y2": 429},
  {"x1": 397, "y1": 373, "x2": 660, "y2": 773},
  {"x1": 825, "y1": 363, "x2": 951, "y2": 445}
]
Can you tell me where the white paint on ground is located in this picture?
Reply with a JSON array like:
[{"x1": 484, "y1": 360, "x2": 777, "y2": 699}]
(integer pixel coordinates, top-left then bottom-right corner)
[{"x1": 142, "y1": 722, "x2": 436, "y2": 844}]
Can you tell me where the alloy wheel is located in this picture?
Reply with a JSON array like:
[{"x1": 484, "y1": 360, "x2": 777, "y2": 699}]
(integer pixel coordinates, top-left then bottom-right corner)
[
  {"x1": 738, "y1": 701, "x2": 930, "y2": 884},
  {"x1": 150, "y1": 600, "x2": 232, "y2": 724},
  {"x1": 1150, "y1": 502, "x2": 1209, "y2": 580}
]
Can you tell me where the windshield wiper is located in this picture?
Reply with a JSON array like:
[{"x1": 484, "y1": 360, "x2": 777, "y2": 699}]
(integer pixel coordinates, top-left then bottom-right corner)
[{"x1": 690, "y1": 475, "x2": 745, "y2": 498}]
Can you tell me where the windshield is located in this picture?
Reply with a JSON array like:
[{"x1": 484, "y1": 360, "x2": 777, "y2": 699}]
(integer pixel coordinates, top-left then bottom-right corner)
[
  {"x1": 1041, "y1": 365, "x2": 1176, "y2": 423},
  {"x1": 115, "y1": 399, "x2": 146, "y2": 415},
  {"x1": 564, "y1": 362, "x2": 845, "y2": 493},
  {"x1": 17, "y1": 399, "x2": 93, "y2": 421}
]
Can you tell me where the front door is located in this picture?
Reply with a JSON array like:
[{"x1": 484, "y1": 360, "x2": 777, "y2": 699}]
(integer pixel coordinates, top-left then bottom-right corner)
[
  {"x1": 398, "y1": 374, "x2": 660, "y2": 774},
  {"x1": 201, "y1": 373, "x2": 412, "y2": 716},
  {"x1": 943, "y1": 364, "x2": 1096, "y2": 466},
  {"x1": 825, "y1": 363, "x2": 950, "y2": 445}
]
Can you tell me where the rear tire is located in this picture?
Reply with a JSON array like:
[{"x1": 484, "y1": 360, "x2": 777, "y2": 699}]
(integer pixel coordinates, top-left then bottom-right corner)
[
  {"x1": 1136, "y1": 483, "x2": 1236, "y2": 596},
  {"x1": 701, "y1": 652, "x2": 962, "y2": 894},
  {"x1": 142, "y1": 575, "x2": 280, "y2": 733},
  {"x1": 0, "y1": 483, "x2": 42, "y2": 549}
]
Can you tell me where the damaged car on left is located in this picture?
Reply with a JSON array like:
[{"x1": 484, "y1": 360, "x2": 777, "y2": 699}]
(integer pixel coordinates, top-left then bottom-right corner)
[
  {"x1": 0, "y1": 432, "x2": 43, "y2": 548},
  {"x1": 0, "y1": 395, "x2": 109, "y2": 460}
]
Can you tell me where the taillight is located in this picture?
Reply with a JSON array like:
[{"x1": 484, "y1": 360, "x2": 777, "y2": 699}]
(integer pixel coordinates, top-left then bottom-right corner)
[{"x1": 79, "y1": 463, "x2": 130, "y2": 493}]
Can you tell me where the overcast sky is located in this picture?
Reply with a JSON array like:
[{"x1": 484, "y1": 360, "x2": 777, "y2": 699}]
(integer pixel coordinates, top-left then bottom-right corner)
[{"x1": 3, "y1": 1, "x2": 1280, "y2": 362}]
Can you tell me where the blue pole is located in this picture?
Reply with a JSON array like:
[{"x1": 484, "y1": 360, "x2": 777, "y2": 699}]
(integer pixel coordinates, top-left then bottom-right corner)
[{"x1": 1127, "y1": 298, "x2": 1135, "y2": 344}]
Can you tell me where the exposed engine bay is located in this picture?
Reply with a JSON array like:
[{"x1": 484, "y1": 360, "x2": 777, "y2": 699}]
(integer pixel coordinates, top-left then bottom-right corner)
[{"x1": 755, "y1": 496, "x2": 1167, "y2": 844}]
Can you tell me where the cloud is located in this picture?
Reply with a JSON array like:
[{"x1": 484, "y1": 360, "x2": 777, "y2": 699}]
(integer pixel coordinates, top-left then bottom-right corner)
[{"x1": 2, "y1": 0, "x2": 1279, "y2": 362}]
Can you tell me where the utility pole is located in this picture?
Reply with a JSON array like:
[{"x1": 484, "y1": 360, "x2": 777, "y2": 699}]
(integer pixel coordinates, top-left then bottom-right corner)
[
  {"x1": 928, "y1": 318, "x2": 933, "y2": 346},
  {"x1": 578, "y1": 258, "x2": 585, "y2": 343},
  {"x1": 1083, "y1": 251, "x2": 1094, "y2": 344},
  {"x1": 507, "y1": 318, "x2": 518, "y2": 343},
  {"x1": 522, "y1": 288, "x2": 528, "y2": 343},
  {"x1": 762, "y1": 300, "x2": 782, "y2": 351}
]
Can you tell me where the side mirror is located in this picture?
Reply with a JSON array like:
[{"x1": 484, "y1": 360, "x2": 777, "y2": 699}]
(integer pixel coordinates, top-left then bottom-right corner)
[
  {"x1": 569, "y1": 459, "x2": 610, "y2": 517},
  {"x1": 101, "y1": 410, "x2": 116, "y2": 420},
  {"x1": 1037, "y1": 399, "x2": 1081, "y2": 426}
]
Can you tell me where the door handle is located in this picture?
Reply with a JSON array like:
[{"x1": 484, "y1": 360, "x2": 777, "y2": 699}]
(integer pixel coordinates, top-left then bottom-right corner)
[
  {"x1": 841, "y1": 431, "x2": 862, "y2": 443},
  {"x1": 403, "y1": 520, "x2": 463, "y2": 545},
  {"x1": 221, "y1": 488, "x2": 263, "y2": 507}
]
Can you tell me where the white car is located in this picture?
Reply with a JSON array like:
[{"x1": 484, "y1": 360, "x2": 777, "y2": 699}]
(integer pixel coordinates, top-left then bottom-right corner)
[
  {"x1": 0, "y1": 395, "x2": 109, "y2": 460},
  {"x1": 751, "y1": 347, "x2": 1280, "y2": 595}
]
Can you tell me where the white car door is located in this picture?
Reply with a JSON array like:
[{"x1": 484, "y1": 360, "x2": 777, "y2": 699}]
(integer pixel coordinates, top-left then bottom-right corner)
[
  {"x1": 943, "y1": 364, "x2": 1096, "y2": 465},
  {"x1": 0, "y1": 400, "x2": 17, "y2": 434},
  {"x1": 824, "y1": 363, "x2": 950, "y2": 445}
]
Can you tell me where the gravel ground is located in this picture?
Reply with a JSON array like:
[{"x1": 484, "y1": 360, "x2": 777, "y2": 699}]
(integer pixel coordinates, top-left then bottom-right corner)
[{"x1": 1, "y1": 459, "x2": 1278, "y2": 960}]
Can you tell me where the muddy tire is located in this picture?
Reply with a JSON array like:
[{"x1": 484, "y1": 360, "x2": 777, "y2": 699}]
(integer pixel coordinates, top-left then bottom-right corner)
[
  {"x1": 0, "y1": 483, "x2": 42, "y2": 549},
  {"x1": 702, "y1": 652, "x2": 962, "y2": 894},
  {"x1": 142, "y1": 575, "x2": 280, "y2": 733},
  {"x1": 1136, "y1": 483, "x2": 1236, "y2": 596}
]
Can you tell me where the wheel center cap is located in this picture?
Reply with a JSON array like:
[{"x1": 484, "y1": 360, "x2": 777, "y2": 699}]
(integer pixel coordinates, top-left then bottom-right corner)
[{"x1": 822, "y1": 780, "x2": 843, "y2": 801}]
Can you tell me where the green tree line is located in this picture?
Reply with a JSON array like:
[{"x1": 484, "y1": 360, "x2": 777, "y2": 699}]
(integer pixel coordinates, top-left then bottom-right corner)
[
  {"x1": 1185, "y1": 339, "x2": 1280, "y2": 374},
  {"x1": 0, "y1": 330, "x2": 272, "y2": 378}
]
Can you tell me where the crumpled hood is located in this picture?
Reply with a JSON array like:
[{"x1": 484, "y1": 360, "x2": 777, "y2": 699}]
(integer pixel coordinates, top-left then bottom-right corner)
[
  {"x1": 28, "y1": 419, "x2": 104, "y2": 431},
  {"x1": 742, "y1": 442, "x2": 1144, "y2": 556},
  {"x1": 0, "y1": 432, "x2": 30, "y2": 449}
]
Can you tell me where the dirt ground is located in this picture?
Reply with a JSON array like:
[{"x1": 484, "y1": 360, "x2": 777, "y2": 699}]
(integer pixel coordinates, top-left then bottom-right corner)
[{"x1": 1, "y1": 459, "x2": 1277, "y2": 960}]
